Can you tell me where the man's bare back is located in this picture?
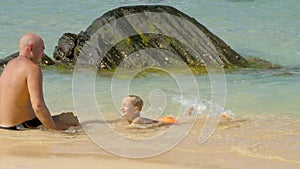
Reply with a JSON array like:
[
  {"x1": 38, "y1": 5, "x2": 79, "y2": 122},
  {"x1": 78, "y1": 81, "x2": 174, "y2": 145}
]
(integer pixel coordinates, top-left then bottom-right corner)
[
  {"x1": 0, "y1": 33, "x2": 79, "y2": 130},
  {"x1": 0, "y1": 57, "x2": 43, "y2": 126}
]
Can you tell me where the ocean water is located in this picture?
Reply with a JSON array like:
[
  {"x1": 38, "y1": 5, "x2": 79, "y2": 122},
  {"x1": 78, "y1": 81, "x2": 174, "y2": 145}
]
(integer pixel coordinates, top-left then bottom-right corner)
[{"x1": 0, "y1": 0, "x2": 299, "y2": 117}]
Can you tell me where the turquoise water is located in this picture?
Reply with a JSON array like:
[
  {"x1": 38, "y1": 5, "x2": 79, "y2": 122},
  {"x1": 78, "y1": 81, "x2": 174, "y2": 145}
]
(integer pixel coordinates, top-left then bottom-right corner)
[{"x1": 1, "y1": 0, "x2": 299, "y2": 117}]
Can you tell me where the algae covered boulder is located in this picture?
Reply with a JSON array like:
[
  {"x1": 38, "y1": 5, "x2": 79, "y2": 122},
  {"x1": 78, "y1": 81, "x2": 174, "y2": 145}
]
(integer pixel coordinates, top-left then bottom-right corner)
[{"x1": 53, "y1": 5, "x2": 251, "y2": 70}]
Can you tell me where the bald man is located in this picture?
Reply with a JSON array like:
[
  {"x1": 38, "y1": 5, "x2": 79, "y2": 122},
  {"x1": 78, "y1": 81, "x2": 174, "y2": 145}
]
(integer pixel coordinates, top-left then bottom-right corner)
[{"x1": 0, "y1": 33, "x2": 78, "y2": 130}]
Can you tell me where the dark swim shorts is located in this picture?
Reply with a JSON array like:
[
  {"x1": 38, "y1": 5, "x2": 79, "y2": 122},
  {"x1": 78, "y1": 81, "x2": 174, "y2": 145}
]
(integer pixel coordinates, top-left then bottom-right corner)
[
  {"x1": 0, "y1": 125, "x2": 18, "y2": 130},
  {"x1": 22, "y1": 118, "x2": 42, "y2": 128},
  {"x1": 0, "y1": 118, "x2": 42, "y2": 130}
]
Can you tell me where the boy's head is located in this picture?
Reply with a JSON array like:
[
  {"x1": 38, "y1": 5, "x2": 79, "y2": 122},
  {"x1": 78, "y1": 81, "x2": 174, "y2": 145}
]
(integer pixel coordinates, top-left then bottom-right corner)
[
  {"x1": 128, "y1": 95, "x2": 143, "y2": 111},
  {"x1": 120, "y1": 95, "x2": 143, "y2": 121}
]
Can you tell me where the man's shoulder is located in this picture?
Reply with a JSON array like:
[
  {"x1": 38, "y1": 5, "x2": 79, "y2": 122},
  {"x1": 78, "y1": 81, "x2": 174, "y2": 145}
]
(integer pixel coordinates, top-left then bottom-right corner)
[
  {"x1": 3, "y1": 58, "x2": 41, "y2": 80},
  {"x1": 11, "y1": 57, "x2": 41, "y2": 71}
]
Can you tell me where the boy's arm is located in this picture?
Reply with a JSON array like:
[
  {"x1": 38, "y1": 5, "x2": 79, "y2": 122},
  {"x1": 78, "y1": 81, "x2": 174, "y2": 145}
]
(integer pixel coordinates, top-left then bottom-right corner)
[{"x1": 132, "y1": 117, "x2": 159, "y2": 124}]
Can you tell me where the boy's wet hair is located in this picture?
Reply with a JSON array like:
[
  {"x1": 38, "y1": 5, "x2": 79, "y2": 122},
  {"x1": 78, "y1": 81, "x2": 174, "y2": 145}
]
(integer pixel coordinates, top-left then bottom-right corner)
[{"x1": 128, "y1": 95, "x2": 143, "y2": 111}]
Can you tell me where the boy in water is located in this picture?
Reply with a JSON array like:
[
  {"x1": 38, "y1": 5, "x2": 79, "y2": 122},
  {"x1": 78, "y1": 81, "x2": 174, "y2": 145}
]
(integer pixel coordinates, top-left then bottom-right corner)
[
  {"x1": 120, "y1": 95, "x2": 177, "y2": 126},
  {"x1": 83, "y1": 95, "x2": 234, "y2": 128},
  {"x1": 120, "y1": 95, "x2": 234, "y2": 126}
]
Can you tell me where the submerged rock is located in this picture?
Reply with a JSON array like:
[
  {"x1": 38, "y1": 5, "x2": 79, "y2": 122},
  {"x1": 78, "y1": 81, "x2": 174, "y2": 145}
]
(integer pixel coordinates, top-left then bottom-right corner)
[
  {"x1": 53, "y1": 33, "x2": 78, "y2": 65},
  {"x1": 54, "y1": 5, "x2": 280, "y2": 71},
  {"x1": 53, "y1": 5, "x2": 250, "y2": 71},
  {"x1": 53, "y1": 32, "x2": 90, "y2": 66},
  {"x1": 0, "y1": 52, "x2": 55, "y2": 67}
]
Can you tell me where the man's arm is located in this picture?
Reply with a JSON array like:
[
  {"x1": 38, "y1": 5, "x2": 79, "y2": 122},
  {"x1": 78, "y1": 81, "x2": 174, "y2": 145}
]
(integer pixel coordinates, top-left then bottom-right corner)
[{"x1": 27, "y1": 65, "x2": 57, "y2": 130}]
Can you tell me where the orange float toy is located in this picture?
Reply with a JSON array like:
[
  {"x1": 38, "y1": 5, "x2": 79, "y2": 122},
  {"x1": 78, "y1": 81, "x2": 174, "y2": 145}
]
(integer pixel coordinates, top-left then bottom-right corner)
[{"x1": 157, "y1": 116, "x2": 177, "y2": 124}]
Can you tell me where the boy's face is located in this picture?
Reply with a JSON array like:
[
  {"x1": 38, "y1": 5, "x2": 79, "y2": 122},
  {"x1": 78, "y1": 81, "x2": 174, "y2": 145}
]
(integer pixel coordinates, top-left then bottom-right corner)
[{"x1": 120, "y1": 97, "x2": 139, "y2": 120}]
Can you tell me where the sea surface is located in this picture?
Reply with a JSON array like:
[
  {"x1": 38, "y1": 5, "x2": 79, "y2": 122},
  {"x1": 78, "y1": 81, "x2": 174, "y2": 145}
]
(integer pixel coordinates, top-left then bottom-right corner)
[
  {"x1": 0, "y1": 0, "x2": 299, "y2": 167},
  {"x1": 2, "y1": 0, "x2": 298, "y2": 116}
]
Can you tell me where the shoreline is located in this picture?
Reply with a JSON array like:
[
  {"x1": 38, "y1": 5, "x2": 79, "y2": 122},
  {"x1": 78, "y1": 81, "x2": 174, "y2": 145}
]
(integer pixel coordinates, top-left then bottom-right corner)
[{"x1": 1, "y1": 114, "x2": 299, "y2": 169}]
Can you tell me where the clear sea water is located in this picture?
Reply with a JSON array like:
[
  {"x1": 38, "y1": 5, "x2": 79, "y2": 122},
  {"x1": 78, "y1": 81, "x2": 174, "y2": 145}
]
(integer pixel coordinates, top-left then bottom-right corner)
[{"x1": 0, "y1": 0, "x2": 299, "y2": 117}]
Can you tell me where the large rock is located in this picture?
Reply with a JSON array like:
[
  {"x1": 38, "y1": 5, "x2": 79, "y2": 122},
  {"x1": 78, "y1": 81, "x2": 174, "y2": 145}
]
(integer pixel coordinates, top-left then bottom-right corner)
[
  {"x1": 53, "y1": 5, "x2": 249, "y2": 70},
  {"x1": 53, "y1": 33, "x2": 78, "y2": 64},
  {"x1": 53, "y1": 32, "x2": 90, "y2": 66},
  {"x1": 0, "y1": 52, "x2": 55, "y2": 67}
]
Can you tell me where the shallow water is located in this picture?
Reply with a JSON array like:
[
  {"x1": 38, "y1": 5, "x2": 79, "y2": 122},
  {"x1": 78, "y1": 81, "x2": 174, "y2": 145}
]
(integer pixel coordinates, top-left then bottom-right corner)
[
  {"x1": 0, "y1": 0, "x2": 299, "y2": 117},
  {"x1": 1, "y1": 0, "x2": 298, "y2": 117},
  {"x1": 42, "y1": 66, "x2": 300, "y2": 117}
]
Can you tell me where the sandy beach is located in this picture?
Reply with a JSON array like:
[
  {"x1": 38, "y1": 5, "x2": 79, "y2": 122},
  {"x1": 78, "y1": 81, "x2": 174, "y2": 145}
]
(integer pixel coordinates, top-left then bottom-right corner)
[{"x1": 1, "y1": 114, "x2": 299, "y2": 169}]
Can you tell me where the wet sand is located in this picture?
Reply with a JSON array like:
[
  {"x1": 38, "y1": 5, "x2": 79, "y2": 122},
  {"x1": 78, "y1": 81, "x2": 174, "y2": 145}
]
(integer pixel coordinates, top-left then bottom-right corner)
[{"x1": 0, "y1": 115, "x2": 299, "y2": 169}]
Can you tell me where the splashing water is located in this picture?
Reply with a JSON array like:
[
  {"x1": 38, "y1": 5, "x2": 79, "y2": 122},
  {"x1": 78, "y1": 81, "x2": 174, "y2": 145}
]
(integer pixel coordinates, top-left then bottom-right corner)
[{"x1": 172, "y1": 96, "x2": 234, "y2": 117}]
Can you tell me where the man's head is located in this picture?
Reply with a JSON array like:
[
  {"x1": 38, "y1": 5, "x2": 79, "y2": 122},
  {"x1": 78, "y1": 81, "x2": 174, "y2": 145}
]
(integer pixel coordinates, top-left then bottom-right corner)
[
  {"x1": 120, "y1": 95, "x2": 143, "y2": 121},
  {"x1": 19, "y1": 33, "x2": 45, "y2": 64}
]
